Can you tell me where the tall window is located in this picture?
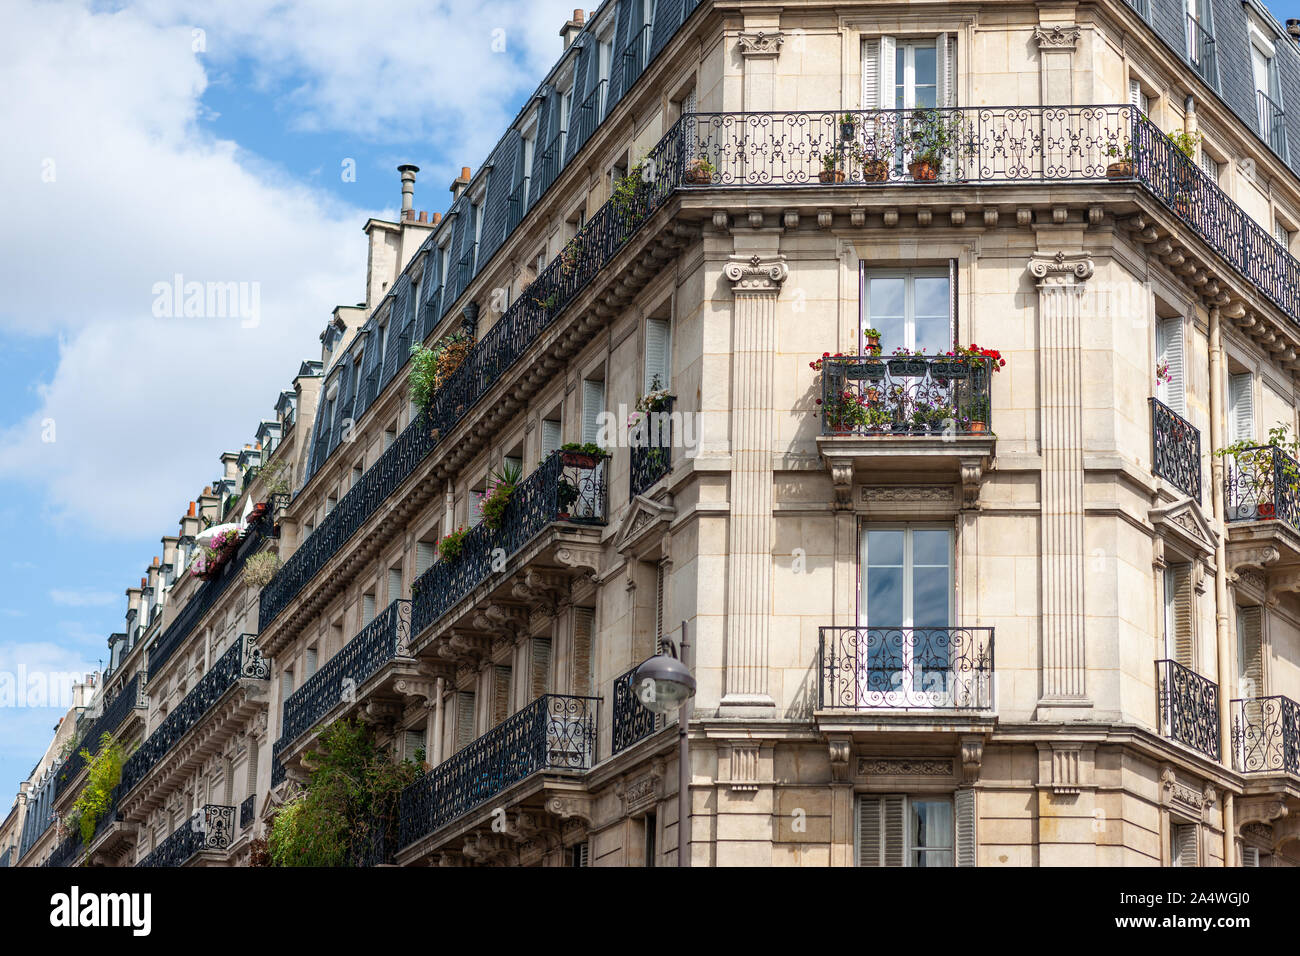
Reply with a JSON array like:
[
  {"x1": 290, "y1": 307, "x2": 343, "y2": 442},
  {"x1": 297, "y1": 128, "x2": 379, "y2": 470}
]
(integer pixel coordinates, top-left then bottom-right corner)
[
  {"x1": 862, "y1": 36, "x2": 954, "y2": 110},
  {"x1": 1155, "y1": 316, "x2": 1186, "y2": 416},
  {"x1": 858, "y1": 794, "x2": 954, "y2": 867},
  {"x1": 1227, "y1": 371, "x2": 1255, "y2": 445},
  {"x1": 862, "y1": 269, "x2": 951, "y2": 355},
  {"x1": 1163, "y1": 563, "x2": 1195, "y2": 669},
  {"x1": 645, "y1": 317, "x2": 671, "y2": 390},
  {"x1": 1236, "y1": 606, "x2": 1263, "y2": 700}
]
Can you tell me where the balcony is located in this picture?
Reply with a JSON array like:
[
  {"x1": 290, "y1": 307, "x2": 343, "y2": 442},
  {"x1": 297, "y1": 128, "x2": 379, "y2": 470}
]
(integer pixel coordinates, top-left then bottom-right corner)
[
  {"x1": 814, "y1": 355, "x2": 996, "y2": 505},
  {"x1": 53, "y1": 673, "x2": 146, "y2": 800},
  {"x1": 1149, "y1": 398, "x2": 1201, "y2": 502},
  {"x1": 136, "y1": 805, "x2": 235, "y2": 868},
  {"x1": 239, "y1": 794, "x2": 256, "y2": 830},
  {"x1": 1257, "y1": 90, "x2": 1289, "y2": 159},
  {"x1": 612, "y1": 663, "x2": 665, "y2": 755},
  {"x1": 1224, "y1": 444, "x2": 1300, "y2": 569},
  {"x1": 41, "y1": 831, "x2": 82, "y2": 868},
  {"x1": 1232, "y1": 695, "x2": 1300, "y2": 775},
  {"x1": 818, "y1": 626, "x2": 994, "y2": 713},
  {"x1": 1157, "y1": 659, "x2": 1220, "y2": 760},
  {"x1": 630, "y1": 396, "x2": 675, "y2": 497},
  {"x1": 397, "y1": 694, "x2": 598, "y2": 852},
  {"x1": 273, "y1": 599, "x2": 413, "y2": 760},
  {"x1": 1185, "y1": 14, "x2": 1218, "y2": 88},
  {"x1": 118, "y1": 634, "x2": 270, "y2": 800}
]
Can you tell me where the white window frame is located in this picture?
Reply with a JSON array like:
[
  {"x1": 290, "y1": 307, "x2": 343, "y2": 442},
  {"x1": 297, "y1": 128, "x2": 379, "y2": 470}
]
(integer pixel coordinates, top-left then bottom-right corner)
[{"x1": 860, "y1": 267, "x2": 953, "y2": 355}]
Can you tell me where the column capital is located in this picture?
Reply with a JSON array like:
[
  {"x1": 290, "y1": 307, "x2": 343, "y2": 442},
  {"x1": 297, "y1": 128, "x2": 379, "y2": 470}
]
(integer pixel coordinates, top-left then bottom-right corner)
[
  {"x1": 724, "y1": 254, "x2": 789, "y2": 294},
  {"x1": 737, "y1": 31, "x2": 783, "y2": 58},
  {"x1": 1033, "y1": 25, "x2": 1081, "y2": 50},
  {"x1": 1027, "y1": 250, "x2": 1094, "y2": 287}
]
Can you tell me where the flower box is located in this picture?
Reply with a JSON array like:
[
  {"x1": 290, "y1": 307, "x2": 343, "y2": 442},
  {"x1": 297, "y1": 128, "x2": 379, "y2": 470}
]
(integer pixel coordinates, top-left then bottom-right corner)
[{"x1": 887, "y1": 358, "x2": 929, "y2": 377}]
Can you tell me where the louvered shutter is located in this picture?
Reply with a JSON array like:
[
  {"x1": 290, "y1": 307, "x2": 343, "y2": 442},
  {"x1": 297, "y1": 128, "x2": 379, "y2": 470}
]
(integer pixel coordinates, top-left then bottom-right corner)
[
  {"x1": 492, "y1": 665, "x2": 512, "y2": 725},
  {"x1": 645, "y1": 318, "x2": 670, "y2": 390},
  {"x1": 362, "y1": 592, "x2": 376, "y2": 627},
  {"x1": 655, "y1": 561, "x2": 666, "y2": 646},
  {"x1": 955, "y1": 788, "x2": 976, "y2": 866},
  {"x1": 937, "y1": 33, "x2": 956, "y2": 107},
  {"x1": 388, "y1": 567, "x2": 403, "y2": 603},
  {"x1": 1237, "y1": 605, "x2": 1264, "y2": 699},
  {"x1": 397, "y1": 277, "x2": 416, "y2": 371},
  {"x1": 572, "y1": 608, "x2": 594, "y2": 696},
  {"x1": 415, "y1": 541, "x2": 435, "y2": 577},
  {"x1": 861, "y1": 39, "x2": 879, "y2": 109},
  {"x1": 281, "y1": 669, "x2": 294, "y2": 700},
  {"x1": 879, "y1": 37, "x2": 897, "y2": 109},
  {"x1": 404, "y1": 728, "x2": 425, "y2": 762},
  {"x1": 1172, "y1": 823, "x2": 1199, "y2": 866},
  {"x1": 356, "y1": 323, "x2": 380, "y2": 407},
  {"x1": 541, "y1": 419, "x2": 562, "y2": 460},
  {"x1": 582, "y1": 379, "x2": 605, "y2": 444},
  {"x1": 246, "y1": 737, "x2": 258, "y2": 794},
  {"x1": 1164, "y1": 564, "x2": 1195, "y2": 668},
  {"x1": 328, "y1": 366, "x2": 351, "y2": 454},
  {"x1": 455, "y1": 691, "x2": 476, "y2": 751},
  {"x1": 1242, "y1": 846, "x2": 1260, "y2": 866},
  {"x1": 858, "y1": 795, "x2": 903, "y2": 866},
  {"x1": 1228, "y1": 372, "x2": 1255, "y2": 443},
  {"x1": 531, "y1": 637, "x2": 553, "y2": 699},
  {"x1": 468, "y1": 490, "x2": 485, "y2": 527},
  {"x1": 305, "y1": 647, "x2": 318, "y2": 678},
  {"x1": 570, "y1": 842, "x2": 590, "y2": 867},
  {"x1": 1156, "y1": 317, "x2": 1186, "y2": 416}
]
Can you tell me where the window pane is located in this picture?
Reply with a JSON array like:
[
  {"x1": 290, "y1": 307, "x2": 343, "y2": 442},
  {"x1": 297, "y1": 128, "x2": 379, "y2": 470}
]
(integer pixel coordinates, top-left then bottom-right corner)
[
  {"x1": 912, "y1": 799, "x2": 953, "y2": 849},
  {"x1": 913, "y1": 46, "x2": 937, "y2": 108},
  {"x1": 866, "y1": 278, "x2": 906, "y2": 351},
  {"x1": 913, "y1": 276, "x2": 951, "y2": 354}
]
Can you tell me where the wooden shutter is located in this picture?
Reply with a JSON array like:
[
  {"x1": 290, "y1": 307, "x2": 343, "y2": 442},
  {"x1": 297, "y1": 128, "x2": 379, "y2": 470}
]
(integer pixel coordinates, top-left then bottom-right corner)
[
  {"x1": 937, "y1": 33, "x2": 956, "y2": 107},
  {"x1": 879, "y1": 37, "x2": 897, "y2": 109},
  {"x1": 1237, "y1": 606, "x2": 1264, "y2": 699},
  {"x1": 655, "y1": 561, "x2": 666, "y2": 647},
  {"x1": 582, "y1": 379, "x2": 605, "y2": 444},
  {"x1": 305, "y1": 647, "x2": 318, "y2": 679},
  {"x1": 1172, "y1": 823, "x2": 1199, "y2": 866},
  {"x1": 1156, "y1": 317, "x2": 1186, "y2": 416},
  {"x1": 404, "y1": 728, "x2": 426, "y2": 762},
  {"x1": 955, "y1": 788, "x2": 976, "y2": 867},
  {"x1": 531, "y1": 637, "x2": 553, "y2": 699},
  {"x1": 415, "y1": 541, "x2": 435, "y2": 577},
  {"x1": 388, "y1": 567, "x2": 403, "y2": 603},
  {"x1": 541, "y1": 419, "x2": 562, "y2": 459},
  {"x1": 1165, "y1": 564, "x2": 1195, "y2": 668},
  {"x1": 1242, "y1": 846, "x2": 1260, "y2": 867},
  {"x1": 645, "y1": 318, "x2": 671, "y2": 390},
  {"x1": 246, "y1": 737, "x2": 258, "y2": 794},
  {"x1": 455, "y1": 691, "x2": 476, "y2": 751},
  {"x1": 857, "y1": 794, "x2": 906, "y2": 866},
  {"x1": 570, "y1": 841, "x2": 590, "y2": 867},
  {"x1": 862, "y1": 39, "x2": 880, "y2": 109},
  {"x1": 492, "y1": 665, "x2": 512, "y2": 725},
  {"x1": 362, "y1": 593, "x2": 376, "y2": 627},
  {"x1": 1228, "y1": 372, "x2": 1255, "y2": 443},
  {"x1": 572, "y1": 608, "x2": 595, "y2": 697}
]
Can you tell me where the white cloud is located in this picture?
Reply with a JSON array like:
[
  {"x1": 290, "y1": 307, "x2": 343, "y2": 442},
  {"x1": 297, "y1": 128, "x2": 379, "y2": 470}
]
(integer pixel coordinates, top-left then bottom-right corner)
[{"x1": 47, "y1": 589, "x2": 118, "y2": 608}]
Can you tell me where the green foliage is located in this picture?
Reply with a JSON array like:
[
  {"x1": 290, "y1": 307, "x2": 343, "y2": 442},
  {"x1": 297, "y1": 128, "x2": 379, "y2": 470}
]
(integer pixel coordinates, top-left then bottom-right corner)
[
  {"x1": 907, "y1": 108, "x2": 961, "y2": 164},
  {"x1": 480, "y1": 460, "x2": 523, "y2": 531},
  {"x1": 260, "y1": 457, "x2": 292, "y2": 495},
  {"x1": 68, "y1": 733, "x2": 128, "y2": 850},
  {"x1": 559, "y1": 442, "x2": 604, "y2": 457},
  {"x1": 611, "y1": 159, "x2": 652, "y2": 224},
  {"x1": 410, "y1": 331, "x2": 473, "y2": 411},
  {"x1": 438, "y1": 526, "x2": 470, "y2": 562},
  {"x1": 241, "y1": 549, "x2": 283, "y2": 589},
  {"x1": 1167, "y1": 129, "x2": 1202, "y2": 160},
  {"x1": 266, "y1": 718, "x2": 421, "y2": 867}
]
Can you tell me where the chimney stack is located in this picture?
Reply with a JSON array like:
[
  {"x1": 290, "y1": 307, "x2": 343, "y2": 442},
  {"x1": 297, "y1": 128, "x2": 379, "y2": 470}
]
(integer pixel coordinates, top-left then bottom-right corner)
[
  {"x1": 1289, "y1": 19, "x2": 1300, "y2": 41},
  {"x1": 561, "y1": 9, "x2": 585, "y2": 49},
  {"x1": 399, "y1": 164, "x2": 419, "y2": 219},
  {"x1": 450, "y1": 166, "x2": 472, "y2": 200}
]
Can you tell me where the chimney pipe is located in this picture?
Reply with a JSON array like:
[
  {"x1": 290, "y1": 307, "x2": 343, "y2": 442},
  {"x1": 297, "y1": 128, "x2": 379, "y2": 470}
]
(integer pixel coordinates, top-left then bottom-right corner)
[
  {"x1": 398, "y1": 164, "x2": 419, "y2": 218},
  {"x1": 450, "y1": 166, "x2": 472, "y2": 200},
  {"x1": 188, "y1": 501, "x2": 196, "y2": 517}
]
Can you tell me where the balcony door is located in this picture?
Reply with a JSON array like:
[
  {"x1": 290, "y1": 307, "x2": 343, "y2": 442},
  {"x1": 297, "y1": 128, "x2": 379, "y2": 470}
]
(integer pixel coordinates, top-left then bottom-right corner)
[
  {"x1": 858, "y1": 526, "x2": 954, "y2": 706},
  {"x1": 861, "y1": 268, "x2": 952, "y2": 356}
]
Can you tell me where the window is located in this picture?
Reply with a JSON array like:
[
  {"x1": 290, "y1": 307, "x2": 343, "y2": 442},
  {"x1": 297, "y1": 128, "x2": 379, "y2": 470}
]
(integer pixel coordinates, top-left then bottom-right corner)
[
  {"x1": 644, "y1": 811, "x2": 657, "y2": 867},
  {"x1": 862, "y1": 269, "x2": 951, "y2": 355},
  {"x1": 861, "y1": 35, "x2": 955, "y2": 110},
  {"x1": 860, "y1": 527, "x2": 954, "y2": 705},
  {"x1": 1228, "y1": 372, "x2": 1255, "y2": 444},
  {"x1": 1129, "y1": 77, "x2": 1151, "y2": 116},
  {"x1": 645, "y1": 317, "x2": 671, "y2": 391},
  {"x1": 383, "y1": 426, "x2": 397, "y2": 451},
  {"x1": 559, "y1": 87, "x2": 573, "y2": 157},
  {"x1": 582, "y1": 378, "x2": 605, "y2": 444},
  {"x1": 1251, "y1": 30, "x2": 1285, "y2": 154},
  {"x1": 352, "y1": 465, "x2": 363, "y2": 487},
  {"x1": 540, "y1": 416, "x2": 562, "y2": 461},
  {"x1": 1274, "y1": 218, "x2": 1293, "y2": 251},
  {"x1": 388, "y1": 566, "x2": 403, "y2": 604},
  {"x1": 454, "y1": 691, "x2": 476, "y2": 751},
  {"x1": 281, "y1": 667, "x2": 294, "y2": 701},
  {"x1": 1198, "y1": 149, "x2": 1220, "y2": 183},
  {"x1": 1185, "y1": 0, "x2": 1216, "y2": 85},
  {"x1": 305, "y1": 646, "x2": 318, "y2": 680},
  {"x1": 530, "y1": 636, "x2": 553, "y2": 700},
  {"x1": 415, "y1": 539, "x2": 436, "y2": 578},
  {"x1": 468, "y1": 486, "x2": 486, "y2": 528},
  {"x1": 1236, "y1": 605, "x2": 1263, "y2": 700},
  {"x1": 492, "y1": 665, "x2": 512, "y2": 725},
  {"x1": 1163, "y1": 563, "x2": 1195, "y2": 668},
  {"x1": 569, "y1": 841, "x2": 590, "y2": 867},
  {"x1": 572, "y1": 608, "x2": 595, "y2": 697},
  {"x1": 1155, "y1": 316, "x2": 1186, "y2": 416},
  {"x1": 404, "y1": 728, "x2": 426, "y2": 764},
  {"x1": 1171, "y1": 822, "x2": 1199, "y2": 866},
  {"x1": 857, "y1": 794, "x2": 956, "y2": 867},
  {"x1": 362, "y1": 591, "x2": 377, "y2": 627}
]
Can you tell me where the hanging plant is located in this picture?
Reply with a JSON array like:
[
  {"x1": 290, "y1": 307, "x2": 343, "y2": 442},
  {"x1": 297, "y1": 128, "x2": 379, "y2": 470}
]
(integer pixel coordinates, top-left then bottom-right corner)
[{"x1": 479, "y1": 460, "x2": 523, "y2": 531}]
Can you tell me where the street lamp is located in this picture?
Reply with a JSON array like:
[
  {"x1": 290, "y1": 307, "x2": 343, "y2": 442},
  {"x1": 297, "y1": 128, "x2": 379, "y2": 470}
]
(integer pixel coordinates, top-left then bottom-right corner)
[{"x1": 632, "y1": 622, "x2": 694, "y2": 867}]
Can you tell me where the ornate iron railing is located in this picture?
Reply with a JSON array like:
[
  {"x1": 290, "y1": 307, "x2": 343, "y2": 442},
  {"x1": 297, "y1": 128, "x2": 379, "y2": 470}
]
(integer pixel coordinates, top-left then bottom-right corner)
[
  {"x1": 398, "y1": 694, "x2": 598, "y2": 848},
  {"x1": 274, "y1": 599, "x2": 411, "y2": 758},
  {"x1": 119, "y1": 634, "x2": 269, "y2": 798},
  {"x1": 1225, "y1": 444, "x2": 1300, "y2": 531},
  {"x1": 270, "y1": 757, "x2": 286, "y2": 789},
  {"x1": 1185, "y1": 14, "x2": 1218, "y2": 88},
  {"x1": 239, "y1": 794, "x2": 256, "y2": 830},
  {"x1": 571, "y1": 79, "x2": 609, "y2": 154},
  {"x1": 41, "y1": 831, "x2": 82, "y2": 868},
  {"x1": 819, "y1": 626, "x2": 994, "y2": 710},
  {"x1": 136, "y1": 805, "x2": 235, "y2": 868},
  {"x1": 1149, "y1": 398, "x2": 1202, "y2": 501},
  {"x1": 1157, "y1": 659, "x2": 1220, "y2": 760},
  {"x1": 53, "y1": 673, "x2": 145, "y2": 799},
  {"x1": 630, "y1": 396, "x2": 676, "y2": 495},
  {"x1": 150, "y1": 526, "x2": 267, "y2": 678},
  {"x1": 817, "y1": 355, "x2": 993, "y2": 436},
  {"x1": 410, "y1": 451, "x2": 608, "y2": 638},
  {"x1": 612, "y1": 663, "x2": 663, "y2": 754},
  {"x1": 1257, "y1": 90, "x2": 1289, "y2": 158},
  {"x1": 1232, "y1": 695, "x2": 1300, "y2": 774}
]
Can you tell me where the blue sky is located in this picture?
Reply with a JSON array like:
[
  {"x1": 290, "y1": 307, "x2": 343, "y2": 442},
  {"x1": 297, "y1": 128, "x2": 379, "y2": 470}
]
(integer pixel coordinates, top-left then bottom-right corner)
[{"x1": 0, "y1": 0, "x2": 580, "y2": 801}]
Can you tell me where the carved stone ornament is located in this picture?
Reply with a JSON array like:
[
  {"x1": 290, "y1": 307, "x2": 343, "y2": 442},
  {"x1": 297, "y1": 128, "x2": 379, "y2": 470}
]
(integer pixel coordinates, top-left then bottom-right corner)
[
  {"x1": 857, "y1": 757, "x2": 953, "y2": 778},
  {"x1": 861, "y1": 485, "x2": 954, "y2": 503},
  {"x1": 737, "y1": 31, "x2": 783, "y2": 58},
  {"x1": 1027, "y1": 250, "x2": 1095, "y2": 287},
  {"x1": 829, "y1": 740, "x2": 852, "y2": 783},
  {"x1": 724, "y1": 254, "x2": 789, "y2": 293},
  {"x1": 1033, "y1": 25, "x2": 1081, "y2": 50}
]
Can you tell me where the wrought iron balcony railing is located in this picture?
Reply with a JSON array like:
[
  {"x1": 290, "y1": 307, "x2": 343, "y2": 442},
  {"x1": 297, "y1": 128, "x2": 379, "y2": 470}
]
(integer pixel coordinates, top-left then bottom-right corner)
[
  {"x1": 239, "y1": 794, "x2": 256, "y2": 830},
  {"x1": 1185, "y1": 14, "x2": 1218, "y2": 88},
  {"x1": 270, "y1": 756, "x2": 286, "y2": 789},
  {"x1": 622, "y1": 24, "x2": 652, "y2": 92},
  {"x1": 53, "y1": 673, "x2": 145, "y2": 800},
  {"x1": 569, "y1": 79, "x2": 609, "y2": 159},
  {"x1": 136, "y1": 805, "x2": 235, "y2": 868},
  {"x1": 612, "y1": 663, "x2": 664, "y2": 754},
  {"x1": 1232, "y1": 695, "x2": 1300, "y2": 774},
  {"x1": 819, "y1": 626, "x2": 994, "y2": 710},
  {"x1": 1149, "y1": 398, "x2": 1202, "y2": 501},
  {"x1": 630, "y1": 396, "x2": 676, "y2": 496},
  {"x1": 1157, "y1": 659, "x2": 1220, "y2": 760},
  {"x1": 1225, "y1": 444, "x2": 1300, "y2": 531},
  {"x1": 410, "y1": 450, "x2": 608, "y2": 638},
  {"x1": 398, "y1": 694, "x2": 598, "y2": 848},
  {"x1": 41, "y1": 831, "x2": 82, "y2": 868},
  {"x1": 817, "y1": 354, "x2": 993, "y2": 436},
  {"x1": 1257, "y1": 90, "x2": 1289, "y2": 158},
  {"x1": 273, "y1": 599, "x2": 412, "y2": 756},
  {"x1": 119, "y1": 634, "x2": 269, "y2": 798}
]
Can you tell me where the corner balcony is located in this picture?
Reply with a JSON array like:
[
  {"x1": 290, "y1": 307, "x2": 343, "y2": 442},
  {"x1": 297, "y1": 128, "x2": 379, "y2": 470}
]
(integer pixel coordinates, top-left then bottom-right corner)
[
  {"x1": 117, "y1": 634, "x2": 270, "y2": 813},
  {"x1": 1157, "y1": 659, "x2": 1220, "y2": 761},
  {"x1": 1225, "y1": 445, "x2": 1300, "y2": 573},
  {"x1": 815, "y1": 626, "x2": 995, "y2": 738},
  {"x1": 1232, "y1": 695, "x2": 1300, "y2": 776},
  {"x1": 136, "y1": 805, "x2": 236, "y2": 868},
  {"x1": 813, "y1": 355, "x2": 996, "y2": 507},
  {"x1": 1149, "y1": 398, "x2": 1202, "y2": 502},
  {"x1": 397, "y1": 694, "x2": 598, "y2": 859}
]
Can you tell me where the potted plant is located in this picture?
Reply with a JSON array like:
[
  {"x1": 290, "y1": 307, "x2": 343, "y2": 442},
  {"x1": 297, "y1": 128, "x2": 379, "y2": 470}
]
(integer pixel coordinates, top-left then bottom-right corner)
[
  {"x1": 438, "y1": 527, "x2": 470, "y2": 562},
  {"x1": 966, "y1": 395, "x2": 991, "y2": 433},
  {"x1": 906, "y1": 109, "x2": 956, "y2": 181},
  {"x1": 1167, "y1": 129, "x2": 1202, "y2": 217},
  {"x1": 851, "y1": 129, "x2": 893, "y2": 183},
  {"x1": 863, "y1": 328, "x2": 882, "y2": 354},
  {"x1": 817, "y1": 388, "x2": 869, "y2": 434},
  {"x1": 559, "y1": 442, "x2": 605, "y2": 469},
  {"x1": 818, "y1": 152, "x2": 845, "y2": 184},
  {"x1": 556, "y1": 479, "x2": 580, "y2": 518},
  {"x1": 1106, "y1": 140, "x2": 1135, "y2": 180},
  {"x1": 685, "y1": 156, "x2": 715, "y2": 185},
  {"x1": 479, "y1": 460, "x2": 522, "y2": 531},
  {"x1": 887, "y1": 347, "x2": 929, "y2": 378},
  {"x1": 840, "y1": 112, "x2": 858, "y2": 141}
]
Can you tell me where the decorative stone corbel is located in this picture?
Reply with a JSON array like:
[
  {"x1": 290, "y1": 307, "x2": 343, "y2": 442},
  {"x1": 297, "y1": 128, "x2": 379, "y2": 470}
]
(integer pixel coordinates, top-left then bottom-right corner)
[
  {"x1": 1226, "y1": 544, "x2": 1281, "y2": 581},
  {"x1": 829, "y1": 739, "x2": 852, "y2": 783},
  {"x1": 545, "y1": 794, "x2": 595, "y2": 825},
  {"x1": 1266, "y1": 569, "x2": 1300, "y2": 607},
  {"x1": 959, "y1": 736, "x2": 985, "y2": 784},
  {"x1": 438, "y1": 630, "x2": 491, "y2": 666},
  {"x1": 555, "y1": 543, "x2": 602, "y2": 579},
  {"x1": 830, "y1": 460, "x2": 854, "y2": 510},
  {"x1": 959, "y1": 457, "x2": 985, "y2": 511}
]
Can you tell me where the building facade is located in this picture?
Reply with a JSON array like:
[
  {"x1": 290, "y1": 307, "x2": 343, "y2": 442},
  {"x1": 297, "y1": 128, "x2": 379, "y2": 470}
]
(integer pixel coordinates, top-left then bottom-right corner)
[{"x1": 14, "y1": 0, "x2": 1300, "y2": 866}]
